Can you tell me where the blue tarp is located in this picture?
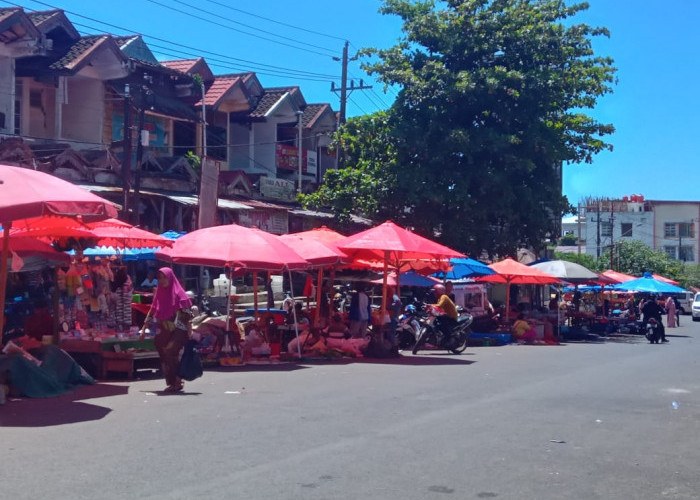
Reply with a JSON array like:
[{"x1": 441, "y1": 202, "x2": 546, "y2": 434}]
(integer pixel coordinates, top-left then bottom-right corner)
[{"x1": 433, "y1": 258, "x2": 495, "y2": 280}]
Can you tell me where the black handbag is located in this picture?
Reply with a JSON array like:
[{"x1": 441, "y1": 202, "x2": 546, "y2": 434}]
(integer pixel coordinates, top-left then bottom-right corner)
[{"x1": 178, "y1": 339, "x2": 203, "y2": 381}]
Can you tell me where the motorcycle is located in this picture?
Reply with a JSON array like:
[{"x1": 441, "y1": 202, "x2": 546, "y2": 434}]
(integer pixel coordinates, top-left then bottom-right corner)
[
  {"x1": 645, "y1": 317, "x2": 662, "y2": 344},
  {"x1": 395, "y1": 303, "x2": 422, "y2": 350},
  {"x1": 412, "y1": 304, "x2": 473, "y2": 355}
]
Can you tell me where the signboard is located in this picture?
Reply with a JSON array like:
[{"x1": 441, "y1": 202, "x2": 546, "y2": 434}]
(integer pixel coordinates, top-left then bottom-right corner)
[
  {"x1": 238, "y1": 210, "x2": 288, "y2": 235},
  {"x1": 112, "y1": 112, "x2": 167, "y2": 148},
  {"x1": 275, "y1": 143, "x2": 314, "y2": 174},
  {"x1": 260, "y1": 177, "x2": 295, "y2": 202}
]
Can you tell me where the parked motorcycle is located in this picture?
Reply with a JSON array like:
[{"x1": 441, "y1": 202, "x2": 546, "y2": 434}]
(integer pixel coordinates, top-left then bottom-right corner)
[
  {"x1": 395, "y1": 303, "x2": 422, "y2": 350},
  {"x1": 411, "y1": 304, "x2": 473, "y2": 355},
  {"x1": 645, "y1": 317, "x2": 662, "y2": 344}
]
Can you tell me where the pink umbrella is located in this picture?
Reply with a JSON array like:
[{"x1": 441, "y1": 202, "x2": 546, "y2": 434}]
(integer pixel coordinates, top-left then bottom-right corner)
[
  {"x1": 157, "y1": 224, "x2": 310, "y2": 357},
  {"x1": 338, "y1": 221, "x2": 465, "y2": 322},
  {"x1": 86, "y1": 220, "x2": 172, "y2": 249},
  {"x1": 600, "y1": 269, "x2": 636, "y2": 283},
  {"x1": 652, "y1": 273, "x2": 680, "y2": 286},
  {"x1": 0, "y1": 164, "x2": 117, "y2": 338}
]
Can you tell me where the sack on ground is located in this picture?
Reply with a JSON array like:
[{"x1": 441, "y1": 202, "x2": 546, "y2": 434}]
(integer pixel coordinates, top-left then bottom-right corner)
[{"x1": 178, "y1": 339, "x2": 203, "y2": 381}]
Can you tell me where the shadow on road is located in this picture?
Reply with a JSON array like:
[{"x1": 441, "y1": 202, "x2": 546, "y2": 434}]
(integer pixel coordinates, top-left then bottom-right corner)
[
  {"x1": 0, "y1": 383, "x2": 127, "y2": 428},
  {"x1": 357, "y1": 354, "x2": 476, "y2": 366}
]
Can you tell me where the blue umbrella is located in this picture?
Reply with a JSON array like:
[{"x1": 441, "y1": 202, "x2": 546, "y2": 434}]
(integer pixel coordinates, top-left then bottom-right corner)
[
  {"x1": 371, "y1": 271, "x2": 440, "y2": 287},
  {"x1": 160, "y1": 230, "x2": 186, "y2": 240},
  {"x1": 434, "y1": 257, "x2": 495, "y2": 280},
  {"x1": 613, "y1": 272, "x2": 686, "y2": 294}
]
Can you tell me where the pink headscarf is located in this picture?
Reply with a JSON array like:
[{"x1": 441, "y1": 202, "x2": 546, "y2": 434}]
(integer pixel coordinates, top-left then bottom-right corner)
[{"x1": 151, "y1": 267, "x2": 192, "y2": 321}]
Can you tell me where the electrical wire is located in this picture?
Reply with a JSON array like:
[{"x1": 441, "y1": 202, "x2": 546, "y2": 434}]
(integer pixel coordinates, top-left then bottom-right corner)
[
  {"x1": 4, "y1": 0, "x2": 339, "y2": 80},
  {"x1": 200, "y1": 0, "x2": 348, "y2": 42},
  {"x1": 144, "y1": 0, "x2": 337, "y2": 58},
  {"x1": 166, "y1": 0, "x2": 338, "y2": 55}
]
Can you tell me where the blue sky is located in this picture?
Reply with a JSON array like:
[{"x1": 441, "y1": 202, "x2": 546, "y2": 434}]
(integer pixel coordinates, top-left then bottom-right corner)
[{"x1": 7, "y1": 0, "x2": 700, "y2": 207}]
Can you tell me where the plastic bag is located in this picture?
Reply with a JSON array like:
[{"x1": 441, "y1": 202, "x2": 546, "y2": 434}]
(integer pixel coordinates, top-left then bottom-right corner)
[{"x1": 178, "y1": 339, "x2": 203, "y2": 381}]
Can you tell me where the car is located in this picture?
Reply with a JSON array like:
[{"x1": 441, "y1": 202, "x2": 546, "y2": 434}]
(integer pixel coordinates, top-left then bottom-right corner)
[
  {"x1": 692, "y1": 293, "x2": 700, "y2": 322},
  {"x1": 673, "y1": 291, "x2": 695, "y2": 315}
]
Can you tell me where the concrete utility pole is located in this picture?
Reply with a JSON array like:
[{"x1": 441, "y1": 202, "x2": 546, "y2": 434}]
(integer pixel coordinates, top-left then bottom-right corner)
[
  {"x1": 577, "y1": 203, "x2": 582, "y2": 255},
  {"x1": 596, "y1": 201, "x2": 601, "y2": 259},
  {"x1": 331, "y1": 41, "x2": 372, "y2": 125},
  {"x1": 122, "y1": 84, "x2": 132, "y2": 221},
  {"x1": 609, "y1": 201, "x2": 615, "y2": 270}
]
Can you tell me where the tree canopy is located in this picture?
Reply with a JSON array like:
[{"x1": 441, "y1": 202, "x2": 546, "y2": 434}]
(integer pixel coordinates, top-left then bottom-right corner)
[{"x1": 302, "y1": 0, "x2": 616, "y2": 257}]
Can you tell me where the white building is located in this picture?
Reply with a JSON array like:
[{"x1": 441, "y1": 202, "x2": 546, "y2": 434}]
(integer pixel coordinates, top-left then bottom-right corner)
[{"x1": 582, "y1": 195, "x2": 699, "y2": 263}]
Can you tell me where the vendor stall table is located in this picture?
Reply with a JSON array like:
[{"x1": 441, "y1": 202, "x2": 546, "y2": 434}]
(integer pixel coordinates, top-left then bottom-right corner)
[{"x1": 59, "y1": 338, "x2": 158, "y2": 380}]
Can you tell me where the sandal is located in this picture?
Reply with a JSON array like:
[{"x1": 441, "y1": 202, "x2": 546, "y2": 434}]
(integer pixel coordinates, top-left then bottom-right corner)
[{"x1": 164, "y1": 383, "x2": 184, "y2": 393}]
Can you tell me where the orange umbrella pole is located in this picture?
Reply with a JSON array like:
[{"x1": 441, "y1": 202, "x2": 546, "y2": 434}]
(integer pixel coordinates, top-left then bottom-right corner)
[{"x1": 0, "y1": 223, "x2": 10, "y2": 345}]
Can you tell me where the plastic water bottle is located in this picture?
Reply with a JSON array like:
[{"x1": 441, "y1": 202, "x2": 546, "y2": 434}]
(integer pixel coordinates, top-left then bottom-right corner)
[{"x1": 672, "y1": 401, "x2": 679, "y2": 410}]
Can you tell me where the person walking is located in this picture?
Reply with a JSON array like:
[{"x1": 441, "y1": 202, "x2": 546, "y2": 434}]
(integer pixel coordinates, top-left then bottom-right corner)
[
  {"x1": 665, "y1": 295, "x2": 677, "y2": 328},
  {"x1": 139, "y1": 267, "x2": 193, "y2": 392}
]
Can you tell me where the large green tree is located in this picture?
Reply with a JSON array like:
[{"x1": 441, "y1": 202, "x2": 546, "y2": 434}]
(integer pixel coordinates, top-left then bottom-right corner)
[{"x1": 303, "y1": 0, "x2": 616, "y2": 257}]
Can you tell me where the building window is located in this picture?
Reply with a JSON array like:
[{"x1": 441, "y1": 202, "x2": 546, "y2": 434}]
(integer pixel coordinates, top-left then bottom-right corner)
[
  {"x1": 664, "y1": 246, "x2": 677, "y2": 259},
  {"x1": 621, "y1": 223, "x2": 633, "y2": 238},
  {"x1": 679, "y1": 222, "x2": 695, "y2": 238},
  {"x1": 664, "y1": 223, "x2": 677, "y2": 238},
  {"x1": 679, "y1": 246, "x2": 695, "y2": 262},
  {"x1": 601, "y1": 221, "x2": 612, "y2": 237}
]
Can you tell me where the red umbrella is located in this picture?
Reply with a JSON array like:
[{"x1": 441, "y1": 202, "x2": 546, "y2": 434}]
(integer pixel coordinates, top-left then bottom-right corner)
[
  {"x1": 477, "y1": 258, "x2": 561, "y2": 320},
  {"x1": 600, "y1": 269, "x2": 636, "y2": 283},
  {"x1": 0, "y1": 164, "x2": 117, "y2": 338},
  {"x1": 157, "y1": 224, "x2": 308, "y2": 271},
  {"x1": 86, "y1": 220, "x2": 172, "y2": 249},
  {"x1": 157, "y1": 224, "x2": 309, "y2": 356},
  {"x1": 338, "y1": 221, "x2": 465, "y2": 321},
  {"x1": 278, "y1": 233, "x2": 347, "y2": 267},
  {"x1": 652, "y1": 273, "x2": 680, "y2": 286}
]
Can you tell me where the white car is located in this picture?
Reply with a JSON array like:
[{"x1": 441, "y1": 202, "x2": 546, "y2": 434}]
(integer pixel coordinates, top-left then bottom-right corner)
[{"x1": 692, "y1": 293, "x2": 700, "y2": 322}]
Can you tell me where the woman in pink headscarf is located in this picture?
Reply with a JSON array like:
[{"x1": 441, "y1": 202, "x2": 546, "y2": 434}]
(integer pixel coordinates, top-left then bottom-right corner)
[{"x1": 139, "y1": 267, "x2": 193, "y2": 392}]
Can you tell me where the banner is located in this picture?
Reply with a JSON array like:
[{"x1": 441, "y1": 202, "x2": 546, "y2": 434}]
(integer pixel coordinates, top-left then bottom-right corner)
[{"x1": 275, "y1": 143, "x2": 314, "y2": 174}]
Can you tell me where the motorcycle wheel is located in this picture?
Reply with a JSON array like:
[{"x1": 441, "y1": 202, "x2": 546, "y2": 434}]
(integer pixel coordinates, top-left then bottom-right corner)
[
  {"x1": 450, "y1": 329, "x2": 470, "y2": 354},
  {"x1": 412, "y1": 328, "x2": 429, "y2": 355}
]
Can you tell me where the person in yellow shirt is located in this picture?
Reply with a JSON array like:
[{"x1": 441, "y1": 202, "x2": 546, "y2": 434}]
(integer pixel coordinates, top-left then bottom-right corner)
[{"x1": 430, "y1": 284, "x2": 458, "y2": 341}]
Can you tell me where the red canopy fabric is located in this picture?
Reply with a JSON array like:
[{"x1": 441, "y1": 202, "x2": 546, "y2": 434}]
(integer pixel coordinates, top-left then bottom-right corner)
[
  {"x1": 86, "y1": 221, "x2": 172, "y2": 249},
  {"x1": 156, "y1": 224, "x2": 308, "y2": 272},
  {"x1": 478, "y1": 258, "x2": 561, "y2": 285},
  {"x1": 652, "y1": 273, "x2": 680, "y2": 286},
  {"x1": 600, "y1": 269, "x2": 636, "y2": 283},
  {"x1": 0, "y1": 164, "x2": 117, "y2": 222},
  {"x1": 278, "y1": 234, "x2": 347, "y2": 267},
  {"x1": 338, "y1": 221, "x2": 465, "y2": 263},
  {"x1": 290, "y1": 226, "x2": 346, "y2": 245}
]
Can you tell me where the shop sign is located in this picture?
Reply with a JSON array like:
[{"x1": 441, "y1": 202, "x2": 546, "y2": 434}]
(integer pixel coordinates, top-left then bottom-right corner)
[
  {"x1": 276, "y1": 143, "x2": 313, "y2": 174},
  {"x1": 260, "y1": 177, "x2": 295, "y2": 202},
  {"x1": 113, "y1": 112, "x2": 167, "y2": 147},
  {"x1": 238, "y1": 209, "x2": 288, "y2": 235}
]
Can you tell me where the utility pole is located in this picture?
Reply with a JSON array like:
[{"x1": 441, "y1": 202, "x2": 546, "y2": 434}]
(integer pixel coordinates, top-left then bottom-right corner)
[
  {"x1": 122, "y1": 84, "x2": 132, "y2": 221},
  {"x1": 577, "y1": 203, "x2": 582, "y2": 255},
  {"x1": 609, "y1": 201, "x2": 615, "y2": 270},
  {"x1": 596, "y1": 201, "x2": 601, "y2": 259}
]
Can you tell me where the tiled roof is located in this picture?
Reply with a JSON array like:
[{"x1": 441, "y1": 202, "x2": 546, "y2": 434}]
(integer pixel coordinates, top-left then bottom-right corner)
[
  {"x1": 249, "y1": 88, "x2": 292, "y2": 118},
  {"x1": 197, "y1": 75, "x2": 242, "y2": 107},
  {"x1": 49, "y1": 35, "x2": 107, "y2": 70},
  {"x1": 161, "y1": 58, "x2": 200, "y2": 73},
  {"x1": 113, "y1": 35, "x2": 138, "y2": 47},
  {"x1": 302, "y1": 104, "x2": 328, "y2": 128},
  {"x1": 0, "y1": 8, "x2": 20, "y2": 23},
  {"x1": 25, "y1": 9, "x2": 61, "y2": 27}
]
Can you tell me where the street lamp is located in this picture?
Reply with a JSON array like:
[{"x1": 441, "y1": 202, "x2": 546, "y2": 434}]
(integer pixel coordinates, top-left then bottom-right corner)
[{"x1": 295, "y1": 110, "x2": 303, "y2": 194}]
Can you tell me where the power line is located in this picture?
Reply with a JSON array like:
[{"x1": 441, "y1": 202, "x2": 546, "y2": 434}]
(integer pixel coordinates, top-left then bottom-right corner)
[
  {"x1": 7, "y1": 0, "x2": 339, "y2": 79},
  {"x1": 166, "y1": 0, "x2": 337, "y2": 55},
  {"x1": 200, "y1": 0, "x2": 347, "y2": 42},
  {"x1": 144, "y1": 0, "x2": 337, "y2": 58}
]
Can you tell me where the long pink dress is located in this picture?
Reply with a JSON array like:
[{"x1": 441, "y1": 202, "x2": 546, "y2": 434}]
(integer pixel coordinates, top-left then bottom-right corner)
[{"x1": 666, "y1": 297, "x2": 677, "y2": 328}]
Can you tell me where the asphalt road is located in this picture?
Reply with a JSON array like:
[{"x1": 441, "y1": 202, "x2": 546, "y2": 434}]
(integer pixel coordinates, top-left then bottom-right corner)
[{"x1": 2, "y1": 320, "x2": 700, "y2": 500}]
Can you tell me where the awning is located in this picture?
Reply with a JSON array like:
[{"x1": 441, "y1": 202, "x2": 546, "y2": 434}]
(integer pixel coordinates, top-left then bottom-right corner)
[
  {"x1": 77, "y1": 185, "x2": 251, "y2": 210},
  {"x1": 289, "y1": 208, "x2": 372, "y2": 226}
]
